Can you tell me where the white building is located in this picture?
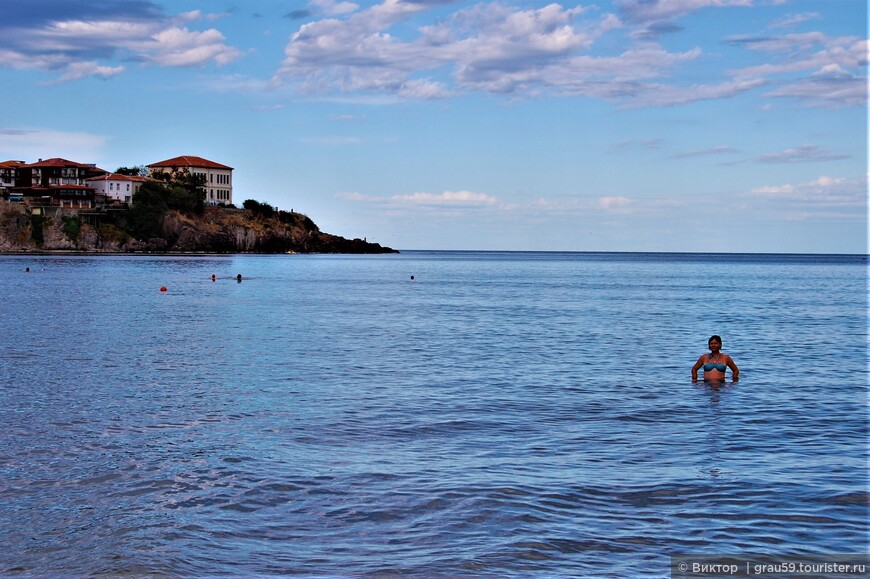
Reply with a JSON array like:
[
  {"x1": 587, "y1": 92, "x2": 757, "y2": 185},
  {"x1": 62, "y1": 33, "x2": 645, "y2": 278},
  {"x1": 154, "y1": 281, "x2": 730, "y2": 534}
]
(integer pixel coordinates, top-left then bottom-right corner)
[
  {"x1": 147, "y1": 155, "x2": 234, "y2": 205},
  {"x1": 86, "y1": 172, "x2": 150, "y2": 204}
]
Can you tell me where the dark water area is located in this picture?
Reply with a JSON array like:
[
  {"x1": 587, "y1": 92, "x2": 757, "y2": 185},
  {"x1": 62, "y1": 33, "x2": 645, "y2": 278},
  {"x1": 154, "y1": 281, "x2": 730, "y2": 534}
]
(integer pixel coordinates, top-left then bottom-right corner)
[{"x1": 0, "y1": 252, "x2": 867, "y2": 577}]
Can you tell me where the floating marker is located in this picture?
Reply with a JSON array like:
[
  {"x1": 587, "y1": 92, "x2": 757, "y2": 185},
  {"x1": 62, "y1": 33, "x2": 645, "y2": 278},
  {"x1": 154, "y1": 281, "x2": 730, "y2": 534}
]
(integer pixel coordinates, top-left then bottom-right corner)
[
  {"x1": 160, "y1": 286, "x2": 167, "y2": 292},
  {"x1": 211, "y1": 274, "x2": 216, "y2": 282}
]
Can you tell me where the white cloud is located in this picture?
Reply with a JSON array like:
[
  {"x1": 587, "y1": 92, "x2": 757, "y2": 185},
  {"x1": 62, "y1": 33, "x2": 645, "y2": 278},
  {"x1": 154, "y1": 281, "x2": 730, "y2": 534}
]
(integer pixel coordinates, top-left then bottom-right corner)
[
  {"x1": 0, "y1": 128, "x2": 110, "y2": 163},
  {"x1": 312, "y1": 0, "x2": 361, "y2": 16},
  {"x1": 615, "y1": 0, "x2": 753, "y2": 24},
  {"x1": 769, "y1": 12, "x2": 821, "y2": 29},
  {"x1": 754, "y1": 145, "x2": 849, "y2": 163},
  {"x1": 336, "y1": 191, "x2": 375, "y2": 202},
  {"x1": 340, "y1": 188, "x2": 689, "y2": 217},
  {"x1": 750, "y1": 175, "x2": 868, "y2": 207},
  {"x1": 766, "y1": 67, "x2": 867, "y2": 108},
  {"x1": 614, "y1": 77, "x2": 767, "y2": 108},
  {"x1": 271, "y1": 0, "x2": 809, "y2": 107},
  {"x1": 728, "y1": 31, "x2": 828, "y2": 53},
  {"x1": 597, "y1": 196, "x2": 632, "y2": 209},
  {"x1": 140, "y1": 27, "x2": 241, "y2": 67},
  {"x1": 729, "y1": 35, "x2": 867, "y2": 107},
  {"x1": 0, "y1": 8, "x2": 243, "y2": 82},
  {"x1": 391, "y1": 190, "x2": 498, "y2": 206},
  {"x1": 398, "y1": 78, "x2": 451, "y2": 99},
  {"x1": 176, "y1": 10, "x2": 203, "y2": 23},
  {"x1": 54, "y1": 61, "x2": 125, "y2": 83},
  {"x1": 274, "y1": 1, "x2": 626, "y2": 99},
  {"x1": 671, "y1": 145, "x2": 738, "y2": 159}
]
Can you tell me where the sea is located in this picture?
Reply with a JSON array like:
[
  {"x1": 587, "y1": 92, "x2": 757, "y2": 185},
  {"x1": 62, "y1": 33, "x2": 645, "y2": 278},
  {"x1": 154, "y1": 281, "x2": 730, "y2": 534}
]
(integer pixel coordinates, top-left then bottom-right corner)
[{"x1": 0, "y1": 251, "x2": 867, "y2": 578}]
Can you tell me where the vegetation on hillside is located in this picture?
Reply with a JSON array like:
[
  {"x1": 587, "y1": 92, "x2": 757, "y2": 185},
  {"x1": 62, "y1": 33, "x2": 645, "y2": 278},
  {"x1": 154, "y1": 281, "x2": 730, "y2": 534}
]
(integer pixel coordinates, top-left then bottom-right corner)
[
  {"x1": 126, "y1": 181, "x2": 204, "y2": 239},
  {"x1": 0, "y1": 167, "x2": 394, "y2": 253}
]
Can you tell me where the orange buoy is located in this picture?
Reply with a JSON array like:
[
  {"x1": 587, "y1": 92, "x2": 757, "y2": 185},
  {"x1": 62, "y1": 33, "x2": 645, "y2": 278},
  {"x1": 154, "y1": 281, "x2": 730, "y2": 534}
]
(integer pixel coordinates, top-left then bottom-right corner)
[{"x1": 160, "y1": 286, "x2": 167, "y2": 292}]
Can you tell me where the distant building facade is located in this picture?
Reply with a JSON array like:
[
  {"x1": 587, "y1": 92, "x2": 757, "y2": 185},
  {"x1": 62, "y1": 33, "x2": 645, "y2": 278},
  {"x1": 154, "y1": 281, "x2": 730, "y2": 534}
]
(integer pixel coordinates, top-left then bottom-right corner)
[
  {"x1": 147, "y1": 155, "x2": 233, "y2": 206},
  {"x1": 0, "y1": 160, "x2": 25, "y2": 194},
  {"x1": 86, "y1": 172, "x2": 151, "y2": 204},
  {"x1": 12, "y1": 158, "x2": 105, "y2": 208}
]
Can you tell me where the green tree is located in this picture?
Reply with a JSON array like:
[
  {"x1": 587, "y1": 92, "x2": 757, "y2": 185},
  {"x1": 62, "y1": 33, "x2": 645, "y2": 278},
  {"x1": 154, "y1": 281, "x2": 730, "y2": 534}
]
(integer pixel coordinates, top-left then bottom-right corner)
[
  {"x1": 127, "y1": 182, "x2": 169, "y2": 239},
  {"x1": 150, "y1": 168, "x2": 206, "y2": 214},
  {"x1": 243, "y1": 199, "x2": 275, "y2": 219},
  {"x1": 126, "y1": 180, "x2": 208, "y2": 240},
  {"x1": 115, "y1": 165, "x2": 146, "y2": 176}
]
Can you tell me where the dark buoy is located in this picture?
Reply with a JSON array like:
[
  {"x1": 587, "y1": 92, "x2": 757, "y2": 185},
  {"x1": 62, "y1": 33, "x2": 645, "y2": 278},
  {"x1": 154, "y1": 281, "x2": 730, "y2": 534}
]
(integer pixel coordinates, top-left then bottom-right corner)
[
  {"x1": 410, "y1": 275, "x2": 415, "y2": 280},
  {"x1": 160, "y1": 286, "x2": 167, "y2": 292},
  {"x1": 236, "y1": 274, "x2": 242, "y2": 283},
  {"x1": 25, "y1": 267, "x2": 30, "y2": 272},
  {"x1": 211, "y1": 274, "x2": 216, "y2": 282}
]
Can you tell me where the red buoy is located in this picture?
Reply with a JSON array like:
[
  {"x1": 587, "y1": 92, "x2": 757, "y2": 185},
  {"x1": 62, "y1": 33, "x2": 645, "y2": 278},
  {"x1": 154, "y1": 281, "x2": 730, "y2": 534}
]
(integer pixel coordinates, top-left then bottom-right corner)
[{"x1": 160, "y1": 286, "x2": 167, "y2": 292}]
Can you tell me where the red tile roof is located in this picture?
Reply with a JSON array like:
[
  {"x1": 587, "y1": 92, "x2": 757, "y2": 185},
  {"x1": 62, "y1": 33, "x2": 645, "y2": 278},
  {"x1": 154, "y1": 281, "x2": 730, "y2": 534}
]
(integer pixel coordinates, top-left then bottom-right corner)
[
  {"x1": 147, "y1": 155, "x2": 233, "y2": 170},
  {"x1": 0, "y1": 160, "x2": 25, "y2": 168},
  {"x1": 86, "y1": 172, "x2": 150, "y2": 183},
  {"x1": 20, "y1": 157, "x2": 102, "y2": 170}
]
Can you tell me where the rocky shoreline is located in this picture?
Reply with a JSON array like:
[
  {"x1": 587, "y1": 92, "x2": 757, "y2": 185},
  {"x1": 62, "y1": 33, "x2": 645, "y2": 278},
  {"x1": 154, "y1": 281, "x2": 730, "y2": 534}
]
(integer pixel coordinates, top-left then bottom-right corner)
[{"x1": 0, "y1": 203, "x2": 397, "y2": 254}]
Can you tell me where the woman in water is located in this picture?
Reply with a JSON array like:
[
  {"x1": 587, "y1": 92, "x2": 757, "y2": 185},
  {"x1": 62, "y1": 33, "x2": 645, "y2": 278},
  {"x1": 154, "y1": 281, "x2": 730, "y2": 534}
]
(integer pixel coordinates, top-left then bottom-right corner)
[{"x1": 692, "y1": 335, "x2": 739, "y2": 382}]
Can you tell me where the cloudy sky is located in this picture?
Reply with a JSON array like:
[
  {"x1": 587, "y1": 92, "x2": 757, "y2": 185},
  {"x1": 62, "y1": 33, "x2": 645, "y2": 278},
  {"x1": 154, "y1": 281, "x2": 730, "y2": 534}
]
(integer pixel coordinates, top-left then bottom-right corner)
[{"x1": 0, "y1": 0, "x2": 866, "y2": 252}]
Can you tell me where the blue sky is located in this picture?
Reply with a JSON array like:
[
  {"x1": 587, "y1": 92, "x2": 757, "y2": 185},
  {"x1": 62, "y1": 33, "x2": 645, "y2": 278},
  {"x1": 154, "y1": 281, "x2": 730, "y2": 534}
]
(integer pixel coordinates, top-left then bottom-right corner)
[{"x1": 0, "y1": 0, "x2": 866, "y2": 252}]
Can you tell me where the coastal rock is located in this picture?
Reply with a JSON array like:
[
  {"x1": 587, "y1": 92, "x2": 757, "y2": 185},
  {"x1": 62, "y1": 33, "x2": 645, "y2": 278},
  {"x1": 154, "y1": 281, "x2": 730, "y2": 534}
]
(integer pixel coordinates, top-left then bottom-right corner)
[
  {"x1": 0, "y1": 203, "x2": 396, "y2": 254},
  {"x1": 0, "y1": 206, "x2": 31, "y2": 250}
]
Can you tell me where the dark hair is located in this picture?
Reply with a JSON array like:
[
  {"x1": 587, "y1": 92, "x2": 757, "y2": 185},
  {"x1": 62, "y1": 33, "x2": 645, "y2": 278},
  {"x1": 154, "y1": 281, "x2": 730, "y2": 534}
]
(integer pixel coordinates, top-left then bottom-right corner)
[{"x1": 708, "y1": 335, "x2": 722, "y2": 344}]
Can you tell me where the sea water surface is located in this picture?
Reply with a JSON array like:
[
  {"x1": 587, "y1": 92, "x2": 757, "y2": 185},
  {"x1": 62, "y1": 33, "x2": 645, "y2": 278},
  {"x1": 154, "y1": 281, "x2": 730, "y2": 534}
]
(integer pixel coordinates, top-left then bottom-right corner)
[{"x1": 0, "y1": 251, "x2": 867, "y2": 577}]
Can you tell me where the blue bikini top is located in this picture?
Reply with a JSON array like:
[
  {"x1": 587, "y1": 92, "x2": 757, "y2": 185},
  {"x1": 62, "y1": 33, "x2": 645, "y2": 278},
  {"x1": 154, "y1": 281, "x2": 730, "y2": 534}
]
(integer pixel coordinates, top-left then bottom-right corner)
[{"x1": 704, "y1": 355, "x2": 727, "y2": 372}]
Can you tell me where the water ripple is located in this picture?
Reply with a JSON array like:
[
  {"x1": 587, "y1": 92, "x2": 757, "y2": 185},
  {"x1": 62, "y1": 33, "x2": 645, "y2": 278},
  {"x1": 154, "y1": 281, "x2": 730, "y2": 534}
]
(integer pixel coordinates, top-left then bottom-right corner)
[{"x1": 0, "y1": 253, "x2": 866, "y2": 576}]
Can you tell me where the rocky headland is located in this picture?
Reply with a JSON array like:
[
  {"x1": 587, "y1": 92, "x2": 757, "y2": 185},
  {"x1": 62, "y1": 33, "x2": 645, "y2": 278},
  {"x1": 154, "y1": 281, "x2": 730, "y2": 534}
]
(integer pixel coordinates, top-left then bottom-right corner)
[{"x1": 0, "y1": 203, "x2": 396, "y2": 254}]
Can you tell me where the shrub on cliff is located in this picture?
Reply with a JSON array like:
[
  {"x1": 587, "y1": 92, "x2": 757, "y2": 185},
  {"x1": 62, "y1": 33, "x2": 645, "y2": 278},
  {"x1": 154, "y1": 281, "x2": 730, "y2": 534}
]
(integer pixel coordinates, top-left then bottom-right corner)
[
  {"x1": 243, "y1": 199, "x2": 275, "y2": 219},
  {"x1": 62, "y1": 216, "x2": 82, "y2": 241},
  {"x1": 30, "y1": 215, "x2": 45, "y2": 246},
  {"x1": 243, "y1": 199, "x2": 319, "y2": 233}
]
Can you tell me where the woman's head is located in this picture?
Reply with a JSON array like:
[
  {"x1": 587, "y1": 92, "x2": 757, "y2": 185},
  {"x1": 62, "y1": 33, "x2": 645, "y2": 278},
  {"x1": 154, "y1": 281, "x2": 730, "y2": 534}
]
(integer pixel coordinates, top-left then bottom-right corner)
[{"x1": 708, "y1": 335, "x2": 722, "y2": 349}]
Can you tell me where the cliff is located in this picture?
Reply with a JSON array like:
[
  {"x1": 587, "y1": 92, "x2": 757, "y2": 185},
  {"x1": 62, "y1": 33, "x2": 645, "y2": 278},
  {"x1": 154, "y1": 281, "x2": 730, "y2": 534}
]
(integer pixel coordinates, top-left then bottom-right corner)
[{"x1": 0, "y1": 204, "x2": 396, "y2": 254}]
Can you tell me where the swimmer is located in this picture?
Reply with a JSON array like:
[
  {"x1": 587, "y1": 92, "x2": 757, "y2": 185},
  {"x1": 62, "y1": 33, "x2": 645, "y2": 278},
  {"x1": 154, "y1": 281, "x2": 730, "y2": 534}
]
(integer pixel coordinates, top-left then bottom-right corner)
[
  {"x1": 236, "y1": 274, "x2": 242, "y2": 282},
  {"x1": 692, "y1": 335, "x2": 739, "y2": 382}
]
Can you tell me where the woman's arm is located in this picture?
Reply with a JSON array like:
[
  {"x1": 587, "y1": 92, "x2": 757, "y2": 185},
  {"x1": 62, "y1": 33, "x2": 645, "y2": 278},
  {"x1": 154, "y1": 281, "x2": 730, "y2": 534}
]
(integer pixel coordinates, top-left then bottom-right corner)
[
  {"x1": 727, "y1": 357, "x2": 740, "y2": 381},
  {"x1": 691, "y1": 356, "x2": 705, "y2": 381}
]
